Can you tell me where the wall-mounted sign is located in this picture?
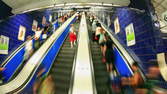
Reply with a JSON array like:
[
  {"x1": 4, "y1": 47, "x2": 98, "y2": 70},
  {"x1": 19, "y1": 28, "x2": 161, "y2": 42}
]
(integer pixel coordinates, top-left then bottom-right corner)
[
  {"x1": 114, "y1": 17, "x2": 120, "y2": 34},
  {"x1": 125, "y1": 23, "x2": 136, "y2": 46},
  {"x1": 0, "y1": 35, "x2": 9, "y2": 54},
  {"x1": 18, "y1": 25, "x2": 26, "y2": 41},
  {"x1": 42, "y1": 16, "x2": 46, "y2": 25},
  {"x1": 32, "y1": 20, "x2": 38, "y2": 31}
]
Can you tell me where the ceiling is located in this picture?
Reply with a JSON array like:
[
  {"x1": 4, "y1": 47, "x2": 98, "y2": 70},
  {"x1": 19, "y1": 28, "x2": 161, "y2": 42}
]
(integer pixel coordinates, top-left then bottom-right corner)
[
  {"x1": 151, "y1": 0, "x2": 167, "y2": 31},
  {"x1": 151, "y1": 0, "x2": 167, "y2": 20},
  {"x1": 2, "y1": 0, "x2": 130, "y2": 14}
]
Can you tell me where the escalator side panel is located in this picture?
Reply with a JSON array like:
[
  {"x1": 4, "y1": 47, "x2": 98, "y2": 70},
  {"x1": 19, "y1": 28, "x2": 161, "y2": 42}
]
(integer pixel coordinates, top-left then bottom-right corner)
[
  {"x1": 113, "y1": 47, "x2": 133, "y2": 77},
  {"x1": 2, "y1": 47, "x2": 25, "y2": 82},
  {"x1": 1, "y1": 20, "x2": 60, "y2": 83}
]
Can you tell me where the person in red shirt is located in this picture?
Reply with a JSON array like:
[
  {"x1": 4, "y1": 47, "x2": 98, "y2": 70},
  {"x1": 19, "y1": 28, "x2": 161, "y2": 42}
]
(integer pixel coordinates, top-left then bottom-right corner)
[{"x1": 69, "y1": 24, "x2": 77, "y2": 48}]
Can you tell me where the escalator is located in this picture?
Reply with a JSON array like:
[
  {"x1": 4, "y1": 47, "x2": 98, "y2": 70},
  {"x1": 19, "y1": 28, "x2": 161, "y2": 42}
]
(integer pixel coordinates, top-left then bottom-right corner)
[
  {"x1": 48, "y1": 22, "x2": 79, "y2": 94},
  {"x1": 90, "y1": 42, "x2": 110, "y2": 94},
  {"x1": 87, "y1": 19, "x2": 110, "y2": 94}
]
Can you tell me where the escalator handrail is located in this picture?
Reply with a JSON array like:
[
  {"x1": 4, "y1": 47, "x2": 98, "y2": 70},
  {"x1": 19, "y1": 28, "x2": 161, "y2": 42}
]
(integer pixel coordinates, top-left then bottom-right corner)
[
  {"x1": 0, "y1": 14, "x2": 77, "y2": 94},
  {"x1": 69, "y1": 13, "x2": 97, "y2": 94},
  {"x1": 86, "y1": 20, "x2": 97, "y2": 94},
  {"x1": 96, "y1": 17, "x2": 146, "y2": 81}
]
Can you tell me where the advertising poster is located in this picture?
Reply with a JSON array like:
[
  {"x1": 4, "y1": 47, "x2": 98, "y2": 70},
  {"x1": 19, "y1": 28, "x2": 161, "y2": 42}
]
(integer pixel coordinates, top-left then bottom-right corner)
[
  {"x1": 125, "y1": 23, "x2": 136, "y2": 46},
  {"x1": 114, "y1": 17, "x2": 120, "y2": 34},
  {"x1": 42, "y1": 16, "x2": 46, "y2": 25},
  {"x1": 49, "y1": 15, "x2": 52, "y2": 22},
  {"x1": 0, "y1": 35, "x2": 9, "y2": 54},
  {"x1": 32, "y1": 20, "x2": 38, "y2": 31},
  {"x1": 18, "y1": 25, "x2": 26, "y2": 41}
]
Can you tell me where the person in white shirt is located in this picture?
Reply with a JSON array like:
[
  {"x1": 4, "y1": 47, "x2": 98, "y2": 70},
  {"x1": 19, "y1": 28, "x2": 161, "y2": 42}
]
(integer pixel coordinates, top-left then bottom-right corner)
[
  {"x1": 34, "y1": 27, "x2": 42, "y2": 40},
  {"x1": 24, "y1": 36, "x2": 33, "y2": 61},
  {"x1": 95, "y1": 23, "x2": 102, "y2": 43}
]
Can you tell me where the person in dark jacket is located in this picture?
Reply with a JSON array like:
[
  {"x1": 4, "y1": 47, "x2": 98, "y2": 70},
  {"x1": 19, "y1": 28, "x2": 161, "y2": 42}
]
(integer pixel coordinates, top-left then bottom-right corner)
[{"x1": 105, "y1": 35, "x2": 114, "y2": 72}]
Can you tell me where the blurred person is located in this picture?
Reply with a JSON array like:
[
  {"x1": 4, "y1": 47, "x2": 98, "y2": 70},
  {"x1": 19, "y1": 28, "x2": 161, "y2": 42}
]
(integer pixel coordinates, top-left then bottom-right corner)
[
  {"x1": 0, "y1": 67, "x2": 5, "y2": 84},
  {"x1": 135, "y1": 88, "x2": 148, "y2": 94},
  {"x1": 153, "y1": 87, "x2": 167, "y2": 94},
  {"x1": 98, "y1": 28, "x2": 107, "y2": 63},
  {"x1": 69, "y1": 24, "x2": 77, "y2": 48},
  {"x1": 0, "y1": 67, "x2": 5, "y2": 71},
  {"x1": 121, "y1": 62, "x2": 143, "y2": 87},
  {"x1": 146, "y1": 65, "x2": 160, "y2": 80},
  {"x1": 24, "y1": 36, "x2": 33, "y2": 61},
  {"x1": 34, "y1": 27, "x2": 43, "y2": 50},
  {"x1": 58, "y1": 16, "x2": 63, "y2": 26},
  {"x1": 105, "y1": 35, "x2": 114, "y2": 72},
  {"x1": 121, "y1": 62, "x2": 145, "y2": 94},
  {"x1": 62, "y1": 16, "x2": 65, "y2": 23},
  {"x1": 89, "y1": 15, "x2": 94, "y2": 25},
  {"x1": 34, "y1": 27, "x2": 42, "y2": 40},
  {"x1": 95, "y1": 22, "x2": 102, "y2": 43},
  {"x1": 38, "y1": 75, "x2": 55, "y2": 94},
  {"x1": 47, "y1": 22, "x2": 54, "y2": 36},
  {"x1": 33, "y1": 65, "x2": 46, "y2": 94},
  {"x1": 92, "y1": 20, "x2": 97, "y2": 42},
  {"x1": 43, "y1": 23, "x2": 49, "y2": 34},
  {"x1": 64, "y1": 15, "x2": 68, "y2": 21}
]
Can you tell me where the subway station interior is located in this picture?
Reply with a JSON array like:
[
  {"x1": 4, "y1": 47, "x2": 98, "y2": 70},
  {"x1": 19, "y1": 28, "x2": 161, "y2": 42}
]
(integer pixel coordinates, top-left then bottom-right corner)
[{"x1": 0, "y1": 0, "x2": 167, "y2": 94}]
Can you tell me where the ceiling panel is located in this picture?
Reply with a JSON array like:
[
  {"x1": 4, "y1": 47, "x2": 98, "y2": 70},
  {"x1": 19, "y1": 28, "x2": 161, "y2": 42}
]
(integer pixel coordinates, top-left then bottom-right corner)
[{"x1": 2, "y1": 0, "x2": 130, "y2": 14}]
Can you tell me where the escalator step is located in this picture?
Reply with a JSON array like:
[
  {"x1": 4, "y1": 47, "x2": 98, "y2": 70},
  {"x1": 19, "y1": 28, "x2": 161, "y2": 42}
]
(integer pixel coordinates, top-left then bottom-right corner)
[
  {"x1": 51, "y1": 67, "x2": 72, "y2": 75},
  {"x1": 54, "y1": 62, "x2": 73, "y2": 68},
  {"x1": 55, "y1": 81, "x2": 69, "y2": 93},
  {"x1": 56, "y1": 58, "x2": 73, "y2": 63},
  {"x1": 59, "y1": 50, "x2": 75, "y2": 54},
  {"x1": 57, "y1": 54, "x2": 74, "y2": 58},
  {"x1": 92, "y1": 52, "x2": 102, "y2": 56},
  {"x1": 53, "y1": 75, "x2": 70, "y2": 84},
  {"x1": 61, "y1": 47, "x2": 76, "y2": 50},
  {"x1": 62, "y1": 44, "x2": 71, "y2": 47}
]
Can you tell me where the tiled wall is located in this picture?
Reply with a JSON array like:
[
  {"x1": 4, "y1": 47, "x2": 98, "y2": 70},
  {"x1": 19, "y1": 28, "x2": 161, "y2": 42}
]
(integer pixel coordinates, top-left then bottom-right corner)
[
  {"x1": 0, "y1": 10, "x2": 53, "y2": 63},
  {"x1": 95, "y1": 8, "x2": 165, "y2": 72},
  {"x1": 109, "y1": 8, "x2": 164, "y2": 70}
]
